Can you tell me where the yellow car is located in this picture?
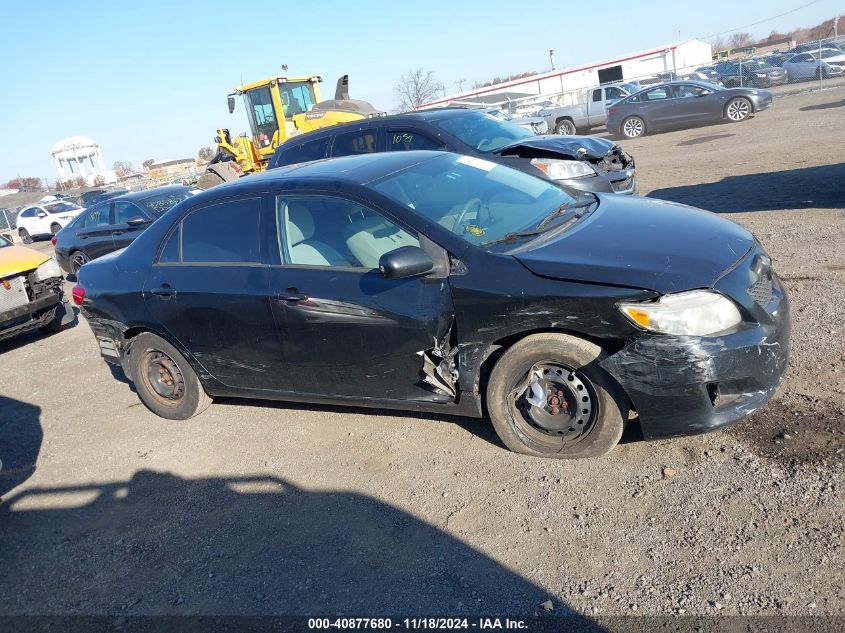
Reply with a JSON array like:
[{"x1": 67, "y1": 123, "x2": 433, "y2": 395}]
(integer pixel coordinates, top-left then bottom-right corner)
[{"x1": 0, "y1": 234, "x2": 72, "y2": 343}]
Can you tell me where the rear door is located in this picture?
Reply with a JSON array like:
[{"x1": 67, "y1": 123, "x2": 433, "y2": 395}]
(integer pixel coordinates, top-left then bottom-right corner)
[
  {"x1": 265, "y1": 190, "x2": 454, "y2": 400},
  {"x1": 75, "y1": 203, "x2": 117, "y2": 259},
  {"x1": 329, "y1": 127, "x2": 383, "y2": 157},
  {"x1": 639, "y1": 85, "x2": 677, "y2": 128},
  {"x1": 143, "y1": 195, "x2": 279, "y2": 390},
  {"x1": 111, "y1": 201, "x2": 152, "y2": 251}
]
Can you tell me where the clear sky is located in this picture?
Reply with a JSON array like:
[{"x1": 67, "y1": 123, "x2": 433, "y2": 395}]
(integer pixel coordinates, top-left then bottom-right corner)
[{"x1": 0, "y1": 0, "x2": 840, "y2": 183}]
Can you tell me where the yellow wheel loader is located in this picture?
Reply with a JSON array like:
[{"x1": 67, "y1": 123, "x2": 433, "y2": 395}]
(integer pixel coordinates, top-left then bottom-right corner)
[{"x1": 198, "y1": 74, "x2": 384, "y2": 189}]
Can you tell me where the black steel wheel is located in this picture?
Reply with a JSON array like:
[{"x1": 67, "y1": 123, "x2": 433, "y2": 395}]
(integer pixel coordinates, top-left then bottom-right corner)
[
  {"x1": 486, "y1": 333, "x2": 627, "y2": 459},
  {"x1": 128, "y1": 332, "x2": 211, "y2": 420},
  {"x1": 70, "y1": 251, "x2": 89, "y2": 274}
]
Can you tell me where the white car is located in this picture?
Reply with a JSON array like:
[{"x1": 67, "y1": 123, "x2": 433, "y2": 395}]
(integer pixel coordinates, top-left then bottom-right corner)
[
  {"x1": 783, "y1": 50, "x2": 845, "y2": 79},
  {"x1": 16, "y1": 201, "x2": 85, "y2": 243}
]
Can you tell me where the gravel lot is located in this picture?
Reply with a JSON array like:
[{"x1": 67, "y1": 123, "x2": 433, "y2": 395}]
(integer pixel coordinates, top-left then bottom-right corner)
[{"x1": 1, "y1": 86, "x2": 844, "y2": 621}]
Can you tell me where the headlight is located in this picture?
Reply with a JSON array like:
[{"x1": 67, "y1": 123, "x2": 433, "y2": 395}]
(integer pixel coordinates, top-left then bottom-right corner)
[
  {"x1": 618, "y1": 290, "x2": 742, "y2": 336},
  {"x1": 755, "y1": 73, "x2": 766, "y2": 77},
  {"x1": 35, "y1": 257, "x2": 63, "y2": 282},
  {"x1": 530, "y1": 158, "x2": 595, "y2": 180}
]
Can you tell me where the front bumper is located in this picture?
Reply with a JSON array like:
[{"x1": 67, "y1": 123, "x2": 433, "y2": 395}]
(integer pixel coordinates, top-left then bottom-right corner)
[
  {"x1": 0, "y1": 284, "x2": 68, "y2": 342},
  {"x1": 601, "y1": 247, "x2": 790, "y2": 439}
]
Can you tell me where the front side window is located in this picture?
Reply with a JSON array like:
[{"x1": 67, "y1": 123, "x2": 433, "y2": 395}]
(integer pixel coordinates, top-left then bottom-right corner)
[
  {"x1": 114, "y1": 201, "x2": 142, "y2": 224},
  {"x1": 276, "y1": 137, "x2": 331, "y2": 166},
  {"x1": 181, "y1": 198, "x2": 260, "y2": 263},
  {"x1": 332, "y1": 130, "x2": 378, "y2": 156},
  {"x1": 370, "y1": 154, "x2": 585, "y2": 248},
  {"x1": 433, "y1": 111, "x2": 534, "y2": 153},
  {"x1": 642, "y1": 87, "x2": 672, "y2": 101},
  {"x1": 675, "y1": 84, "x2": 708, "y2": 98},
  {"x1": 277, "y1": 195, "x2": 418, "y2": 269},
  {"x1": 387, "y1": 130, "x2": 445, "y2": 151},
  {"x1": 245, "y1": 86, "x2": 278, "y2": 145}
]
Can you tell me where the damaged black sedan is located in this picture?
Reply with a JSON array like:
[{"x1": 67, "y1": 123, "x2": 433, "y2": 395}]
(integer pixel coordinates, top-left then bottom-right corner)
[
  {"x1": 269, "y1": 108, "x2": 636, "y2": 195},
  {"x1": 75, "y1": 151, "x2": 789, "y2": 459}
]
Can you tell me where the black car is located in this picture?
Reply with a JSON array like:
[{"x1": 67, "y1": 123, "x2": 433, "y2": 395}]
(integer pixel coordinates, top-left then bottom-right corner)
[
  {"x1": 74, "y1": 151, "x2": 790, "y2": 460},
  {"x1": 54, "y1": 186, "x2": 198, "y2": 274},
  {"x1": 606, "y1": 81, "x2": 773, "y2": 139},
  {"x1": 715, "y1": 60, "x2": 788, "y2": 88},
  {"x1": 268, "y1": 108, "x2": 637, "y2": 195}
]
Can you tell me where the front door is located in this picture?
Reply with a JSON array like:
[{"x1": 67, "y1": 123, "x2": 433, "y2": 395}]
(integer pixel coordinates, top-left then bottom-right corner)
[
  {"x1": 143, "y1": 195, "x2": 280, "y2": 390},
  {"x1": 111, "y1": 201, "x2": 152, "y2": 251},
  {"x1": 266, "y1": 192, "x2": 454, "y2": 401}
]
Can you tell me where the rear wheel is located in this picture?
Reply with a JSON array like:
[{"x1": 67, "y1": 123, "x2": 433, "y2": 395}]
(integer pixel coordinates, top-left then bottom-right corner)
[
  {"x1": 70, "y1": 251, "x2": 89, "y2": 273},
  {"x1": 555, "y1": 119, "x2": 577, "y2": 135},
  {"x1": 19, "y1": 228, "x2": 32, "y2": 244},
  {"x1": 725, "y1": 97, "x2": 752, "y2": 122},
  {"x1": 128, "y1": 332, "x2": 211, "y2": 420},
  {"x1": 486, "y1": 333, "x2": 627, "y2": 459},
  {"x1": 621, "y1": 116, "x2": 645, "y2": 139}
]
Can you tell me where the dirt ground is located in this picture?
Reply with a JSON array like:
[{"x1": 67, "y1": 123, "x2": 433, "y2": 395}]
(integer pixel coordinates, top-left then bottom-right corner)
[{"x1": 1, "y1": 86, "x2": 844, "y2": 621}]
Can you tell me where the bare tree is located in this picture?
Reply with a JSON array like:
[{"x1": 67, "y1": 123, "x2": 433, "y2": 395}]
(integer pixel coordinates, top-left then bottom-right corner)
[
  {"x1": 711, "y1": 36, "x2": 727, "y2": 52},
  {"x1": 728, "y1": 32, "x2": 754, "y2": 48},
  {"x1": 71, "y1": 176, "x2": 87, "y2": 189},
  {"x1": 197, "y1": 146, "x2": 215, "y2": 162},
  {"x1": 393, "y1": 68, "x2": 445, "y2": 112},
  {"x1": 3, "y1": 177, "x2": 42, "y2": 191},
  {"x1": 113, "y1": 161, "x2": 134, "y2": 177},
  {"x1": 93, "y1": 175, "x2": 106, "y2": 187}
]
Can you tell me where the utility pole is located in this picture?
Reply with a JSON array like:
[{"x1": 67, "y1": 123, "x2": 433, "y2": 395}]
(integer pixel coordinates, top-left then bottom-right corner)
[{"x1": 549, "y1": 49, "x2": 556, "y2": 71}]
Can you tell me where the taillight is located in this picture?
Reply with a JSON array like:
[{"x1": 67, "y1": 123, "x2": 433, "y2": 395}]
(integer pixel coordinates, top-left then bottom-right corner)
[
  {"x1": 72, "y1": 285, "x2": 85, "y2": 305},
  {"x1": 608, "y1": 107, "x2": 616, "y2": 116},
  {"x1": 51, "y1": 236, "x2": 57, "y2": 246}
]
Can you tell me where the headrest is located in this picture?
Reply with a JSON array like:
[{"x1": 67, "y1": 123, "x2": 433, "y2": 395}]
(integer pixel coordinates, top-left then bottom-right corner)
[{"x1": 286, "y1": 203, "x2": 314, "y2": 245}]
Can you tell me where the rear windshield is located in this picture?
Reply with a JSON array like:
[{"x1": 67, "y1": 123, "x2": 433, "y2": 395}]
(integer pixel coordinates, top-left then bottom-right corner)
[
  {"x1": 141, "y1": 189, "x2": 199, "y2": 216},
  {"x1": 45, "y1": 202, "x2": 82, "y2": 214}
]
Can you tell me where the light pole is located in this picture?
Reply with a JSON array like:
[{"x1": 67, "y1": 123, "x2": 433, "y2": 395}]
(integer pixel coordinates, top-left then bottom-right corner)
[{"x1": 549, "y1": 49, "x2": 556, "y2": 71}]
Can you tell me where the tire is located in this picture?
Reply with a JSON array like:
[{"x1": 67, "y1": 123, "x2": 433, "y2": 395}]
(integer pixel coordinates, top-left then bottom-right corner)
[
  {"x1": 70, "y1": 250, "x2": 90, "y2": 274},
  {"x1": 19, "y1": 228, "x2": 32, "y2": 244},
  {"x1": 127, "y1": 332, "x2": 212, "y2": 420},
  {"x1": 50, "y1": 223, "x2": 62, "y2": 235},
  {"x1": 555, "y1": 119, "x2": 577, "y2": 135},
  {"x1": 39, "y1": 306, "x2": 63, "y2": 335},
  {"x1": 486, "y1": 333, "x2": 627, "y2": 459},
  {"x1": 621, "y1": 116, "x2": 646, "y2": 139},
  {"x1": 725, "y1": 97, "x2": 752, "y2": 122}
]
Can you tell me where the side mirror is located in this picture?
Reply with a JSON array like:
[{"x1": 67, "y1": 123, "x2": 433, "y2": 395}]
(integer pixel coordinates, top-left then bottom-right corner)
[
  {"x1": 379, "y1": 246, "x2": 434, "y2": 280},
  {"x1": 37, "y1": 211, "x2": 47, "y2": 218},
  {"x1": 227, "y1": 95, "x2": 235, "y2": 114},
  {"x1": 126, "y1": 216, "x2": 151, "y2": 227}
]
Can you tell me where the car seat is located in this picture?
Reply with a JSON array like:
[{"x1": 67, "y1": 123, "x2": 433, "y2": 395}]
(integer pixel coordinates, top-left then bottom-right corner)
[{"x1": 283, "y1": 202, "x2": 349, "y2": 266}]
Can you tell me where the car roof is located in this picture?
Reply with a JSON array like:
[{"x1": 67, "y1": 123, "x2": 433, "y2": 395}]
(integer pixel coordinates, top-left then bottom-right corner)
[{"x1": 96, "y1": 185, "x2": 195, "y2": 205}]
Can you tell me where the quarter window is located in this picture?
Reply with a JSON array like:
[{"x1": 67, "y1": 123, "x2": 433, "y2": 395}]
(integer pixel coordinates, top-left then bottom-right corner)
[
  {"x1": 182, "y1": 198, "x2": 260, "y2": 263},
  {"x1": 277, "y1": 195, "x2": 418, "y2": 269},
  {"x1": 157, "y1": 226, "x2": 180, "y2": 263},
  {"x1": 387, "y1": 131, "x2": 445, "y2": 151}
]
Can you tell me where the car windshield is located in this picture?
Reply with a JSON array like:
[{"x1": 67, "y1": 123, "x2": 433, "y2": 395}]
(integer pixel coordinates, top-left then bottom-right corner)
[
  {"x1": 45, "y1": 202, "x2": 81, "y2": 214},
  {"x1": 432, "y1": 111, "x2": 534, "y2": 153},
  {"x1": 820, "y1": 49, "x2": 843, "y2": 59},
  {"x1": 369, "y1": 153, "x2": 592, "y2": 249},
  {"x1": 140, "y1": 189, "x2": 199, "y2": 216}
]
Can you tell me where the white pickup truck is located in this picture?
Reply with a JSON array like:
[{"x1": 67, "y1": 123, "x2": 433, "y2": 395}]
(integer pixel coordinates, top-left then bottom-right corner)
[{"x1": 538, "y1": 84, "x2": 634, "y2": 135}]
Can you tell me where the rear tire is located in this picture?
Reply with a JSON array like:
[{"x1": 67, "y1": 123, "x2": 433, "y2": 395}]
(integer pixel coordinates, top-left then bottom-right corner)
[
  {"x1": 70, "y1": 250, "x2": 89, "y2": 274},
  {"x1": 486, "y1": 333, "x2": 627, "y2": 459},
  {"x1": 50, "y1": 223, "x2": 62, "y2": 235},
  {"x1": 19, "y1": 228, "x2": 32, "y2": 244},
  {"x1": 128, "y1": 332, "x2": 212, "y2": 420},
  {"x1": 555, "y1": 119, "x2": 577, "y2": 135},
  {"x1": 621, "y1": 116, "x2": 646, "y2": 138}
]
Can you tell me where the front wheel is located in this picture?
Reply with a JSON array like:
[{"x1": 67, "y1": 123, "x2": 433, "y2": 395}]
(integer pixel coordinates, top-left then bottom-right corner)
[
  {"x1": 486, "y1": 333, "x2": 627, "y2": 459},
  {"x1": 555, "y1": 119, "x2": 577, "y2": 135},
  {"x1": 621, "y1": 116, "x2": 645, "y2": 139},
  {"x1": 725, "y1": 97, "x2": 752, "y2": 122},
  {"x1": 128, "y1": 332, "x2": 211, "y2": 420}
]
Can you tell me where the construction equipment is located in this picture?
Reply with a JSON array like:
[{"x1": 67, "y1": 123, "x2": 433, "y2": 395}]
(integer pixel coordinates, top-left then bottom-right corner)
[{"x1": 198, "y1": 74, "x2": 384, "y2": 189}]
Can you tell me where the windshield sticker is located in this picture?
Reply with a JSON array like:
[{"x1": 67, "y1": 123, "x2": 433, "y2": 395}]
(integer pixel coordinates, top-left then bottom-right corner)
[
  {"x1": 464, "y1": 224, "x2": 486, "y2": 237},
  {"x1": 457, "y1": 156, "x2": 497, "y2": 172}
]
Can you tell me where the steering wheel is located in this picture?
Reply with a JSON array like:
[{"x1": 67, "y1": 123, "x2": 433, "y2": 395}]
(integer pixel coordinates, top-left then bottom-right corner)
[{"x1": 452, "y1": 198, "x2": 485, "y2": 234}]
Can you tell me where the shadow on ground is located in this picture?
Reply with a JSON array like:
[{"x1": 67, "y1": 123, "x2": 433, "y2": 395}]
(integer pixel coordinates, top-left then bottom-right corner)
[
  {"x1": 0, "y1": 471, "x2": 600, "y2": 623},
  {"x1": 0, "y1": 395, "x2": 42, "y2": 499},
  {"x1": 800, "y1": 98, "x2": 845, "y2": 111},
  {"x1": 649, "y1": 163, "x2": 845, "y2": 212}
]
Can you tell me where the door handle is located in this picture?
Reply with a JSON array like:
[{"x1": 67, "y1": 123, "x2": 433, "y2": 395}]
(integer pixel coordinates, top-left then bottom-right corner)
[
  {"x1": 278, "y1": 287, "x2": 307, "y2": 302},
  {"x1": 112, "y1": 230, "x2": 125, "y2": 235},
  {"x1": 151, "y1": 285, "x2": 176, "y2": 298},
  {"x1": 79, "y1": 235, "x2": 89, "y2": 240}
]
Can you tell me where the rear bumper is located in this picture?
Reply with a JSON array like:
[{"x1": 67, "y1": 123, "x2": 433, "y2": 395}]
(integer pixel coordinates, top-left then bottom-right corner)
[{"x1": 601, "y1": 249, "x2": 790, "y2": 439}]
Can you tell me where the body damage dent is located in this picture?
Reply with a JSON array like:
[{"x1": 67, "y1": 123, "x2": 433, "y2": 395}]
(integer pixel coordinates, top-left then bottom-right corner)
[{"x1": 418, "y1": 323, "x2": 459, "y2": 397}]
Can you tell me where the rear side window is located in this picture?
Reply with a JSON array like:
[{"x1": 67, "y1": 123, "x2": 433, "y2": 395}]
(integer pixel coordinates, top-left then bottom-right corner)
[
  {"x1": 387, "y1": 131, "x2": 445, "y2": 151},
  {"x1": 81, "y1": 205, "x2": 111, "y2": 228},
  {"x1": 181, "y1": 198, "x2": 260, "y2": 263},
  {"x1": 275, "y1": 137, "x2": 331, "y2": 166},
  {"x1": 331, "y1": 129, "x2": 378, "y2": 156}
]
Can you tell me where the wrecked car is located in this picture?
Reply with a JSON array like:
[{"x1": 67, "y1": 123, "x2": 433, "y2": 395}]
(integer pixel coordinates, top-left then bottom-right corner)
[
  {"x1": 75, "y1": 151, "x2": 789, "y2": 459},
  {"x1": 268, "y1": 108, "x2": 636, "y2": 195}
]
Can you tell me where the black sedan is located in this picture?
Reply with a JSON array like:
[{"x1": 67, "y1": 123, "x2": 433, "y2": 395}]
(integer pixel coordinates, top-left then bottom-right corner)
[
  {"x1": 715, "y1": 60, "x2": 788, "y2": 88},
  {"x1": 268, "y1": 108, "x2": 637, "y2": 195},
  {"x1": 74, "y1": 151, "x2": 789, "y2": 460},
  {"x1": 606, "y1": 81, "x2": 773, "y2": 139},
  {"x1": 54, "y1": 186, "x2": 198, "y2": 274}
]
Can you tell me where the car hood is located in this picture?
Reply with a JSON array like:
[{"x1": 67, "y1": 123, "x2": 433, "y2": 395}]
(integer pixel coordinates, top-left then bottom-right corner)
[
  {"x1": 495, "y1": 135, "x2": 616, "y2": 160},
  {"x1": 0, "y1": 244, "x2": 51, "y2": 277},
  {"x1": 513, "y1": 194, "x2": 754, "y2": 293}
]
